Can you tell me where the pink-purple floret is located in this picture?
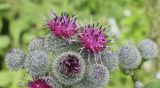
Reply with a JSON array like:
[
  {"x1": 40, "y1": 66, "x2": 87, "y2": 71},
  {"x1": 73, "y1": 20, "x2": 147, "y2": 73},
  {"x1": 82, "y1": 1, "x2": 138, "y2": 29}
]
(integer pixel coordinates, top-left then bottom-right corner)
[
  {"x1": 60, "y1": 55, "x2": 81, "y2": 76},
  {"x1": 28, "y1": 79, "x2": 51, "y2": 88},
  {"x1": 80, "y1": 27, "x2": 107, "y2": 53},
  {"x1": 48, "y1": 15, "x2": 77, "y2": 38},
  {"x1": 47, "y1": 13, "x2": 107, "y2": 53}
]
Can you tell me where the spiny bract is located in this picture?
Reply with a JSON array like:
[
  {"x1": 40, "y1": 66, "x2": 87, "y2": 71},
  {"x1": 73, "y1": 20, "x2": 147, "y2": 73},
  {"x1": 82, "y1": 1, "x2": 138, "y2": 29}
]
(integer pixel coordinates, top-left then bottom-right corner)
[
  {"x1": 44, "y1": 32, "x2": 80, "y2": 54},
  {"x1": 118, "y1": 43, "x2": 142, "y2": 70},
  {"x1": 86, "y1": 64, "x2": 109, "y2": 86},
  {"x1": 44, "y1": 33, "x2": 67, "y2": 53},
  {"x1": 5, "y1": 48, "x2": 25, "y2": 71},
  {"x1": 71, "y1": 80, "x2": 103, "y2": 88},
  {"x1": 28, "y1": 37, "x2": 45, "y2": 51},
  {"x1": 25, "y1": 50, "x2": 49, "y2": 77},
  {"x1": 101, "y1": 50, "x2": 119, "y2": 72},
  {"x1": 138, "y1": 39, "x2": 158, "y2": 60}
]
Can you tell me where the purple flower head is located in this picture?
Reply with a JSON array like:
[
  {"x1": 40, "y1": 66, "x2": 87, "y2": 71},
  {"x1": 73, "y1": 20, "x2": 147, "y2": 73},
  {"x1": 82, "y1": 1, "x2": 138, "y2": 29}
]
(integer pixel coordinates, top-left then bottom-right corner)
[
  {"x1": 28, "y1": 79, "x2": 51, "y2": 88},
  {"x1": 60, "y1": 54, "x2": 81, "y2": 76},
  {"x1": 47, "y1": 12, "x2": 78, "y2": 38},
  {"x1": 53, "y1": 52, "x2": 85, "y2": 85},
  {"x1": 79, "y1": 24, "x2": 107, "y2": 53}
]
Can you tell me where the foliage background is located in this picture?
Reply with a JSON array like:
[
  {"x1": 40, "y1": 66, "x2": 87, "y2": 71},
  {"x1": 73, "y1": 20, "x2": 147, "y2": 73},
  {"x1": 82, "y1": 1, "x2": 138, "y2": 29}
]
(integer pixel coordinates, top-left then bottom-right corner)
[{"x1": 0, "y1": 0, "x2": 160, "y2": 88}]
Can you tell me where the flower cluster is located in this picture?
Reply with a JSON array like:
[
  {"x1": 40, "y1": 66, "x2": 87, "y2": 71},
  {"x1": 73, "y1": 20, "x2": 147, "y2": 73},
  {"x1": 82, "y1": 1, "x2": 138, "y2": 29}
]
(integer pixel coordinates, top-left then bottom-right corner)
[
  {"x1": 117, "y1": 40, "x2": 158, "y2": 88},
  {"x1": 5, "y1": 11, "x2": 158, "y2": 88},
  {"x1": 118, "y1": 40, "x2": 158, "y2": 71}
]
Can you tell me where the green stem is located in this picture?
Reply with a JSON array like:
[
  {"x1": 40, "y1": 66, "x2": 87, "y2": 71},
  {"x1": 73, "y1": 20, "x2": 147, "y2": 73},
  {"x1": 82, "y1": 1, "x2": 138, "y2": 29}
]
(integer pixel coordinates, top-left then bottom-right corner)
[
  {"x1": 131, "y1": 58, "x2": 146, "y2": 88},
  {"x1": 131, "y1": 69, "x2": 139, "y2": 88}
]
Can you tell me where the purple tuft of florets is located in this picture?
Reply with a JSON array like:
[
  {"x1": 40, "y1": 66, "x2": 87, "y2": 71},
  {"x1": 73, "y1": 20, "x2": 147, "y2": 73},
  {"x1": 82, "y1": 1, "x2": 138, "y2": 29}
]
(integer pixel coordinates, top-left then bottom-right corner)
[
  {"x1": 60, "y1": 54, "x2": 81, "y2": 76},
  {"x1": 79, "y1": 25, "x2": 107, "y2": 53},
  {"x1": 53, "y1": 52, "x2": 85, "y2": 85},
  {"x1": 47, "y1": 12, "x2": 78, "y2": 38},
  {"x1": 28, "y1": 79, "x2": 51, "y2": 88}
]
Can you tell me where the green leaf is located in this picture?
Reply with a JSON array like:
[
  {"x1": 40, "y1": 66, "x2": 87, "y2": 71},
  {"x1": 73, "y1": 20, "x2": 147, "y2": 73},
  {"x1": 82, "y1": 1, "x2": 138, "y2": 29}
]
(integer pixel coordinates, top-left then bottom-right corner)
[
  {"x1": 0, "y1": 35, "x2": 10, "y2": 49},
  {"x1": 0, "y1": 71, "x2": 13, "y2": 87},
  {"x1": 0, "y1": 4, "x2": 10, "y2": 11},
  {"x1": 143, "y1": 80, "x2": 160, "y2": 88},
  {"x1": 9, "y1": 19, "x2": 28, "y2": 47}
]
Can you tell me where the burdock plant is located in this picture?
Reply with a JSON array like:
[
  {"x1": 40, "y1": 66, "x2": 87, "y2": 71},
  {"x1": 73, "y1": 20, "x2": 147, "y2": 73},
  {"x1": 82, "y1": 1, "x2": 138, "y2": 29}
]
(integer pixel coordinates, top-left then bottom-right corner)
[{"x1": 5, "y1": 11, "x2": 158, "y2": 88}]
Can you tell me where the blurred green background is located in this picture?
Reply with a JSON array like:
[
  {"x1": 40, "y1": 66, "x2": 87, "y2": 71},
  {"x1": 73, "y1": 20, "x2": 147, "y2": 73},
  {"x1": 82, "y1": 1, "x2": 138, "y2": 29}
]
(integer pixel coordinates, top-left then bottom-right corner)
[{"x1": 0, "y1": 0, "x2": 160, "y2": 88}]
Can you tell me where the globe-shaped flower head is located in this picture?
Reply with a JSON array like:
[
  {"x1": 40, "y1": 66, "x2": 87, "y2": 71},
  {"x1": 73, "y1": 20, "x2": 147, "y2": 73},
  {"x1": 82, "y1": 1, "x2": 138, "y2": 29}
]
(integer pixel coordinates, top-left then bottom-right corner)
[
  {"x1": 52, "y1": 52, "x2": 85, "y2": 85},
  {"x1": 79, "y1": 24, "x2": 108, "y2": 53},
  {"x1": 138, "y1": 39, "x2": 158, "y2": 60},
  {"x1": 25, "y1": 50, "x2": 49, "y2": 77},
  {"x1": 47, "y1": 12, "x2": 78, "y2": 38},
  {"x1": 28, "y1": 37, "x2": 45, "y2": 51},
  {"x1": 118, "y1": 43, "x2": 142, "y2": 69},
  {"x1": 86, "y1": 64, "x2": 109, "y2": 86},
  {"x1": 101, "y1": 50, "x2": 119, "y2": 72},
  {"x1": 5, "y1": 48, "x2": 25, "y2": 71}
]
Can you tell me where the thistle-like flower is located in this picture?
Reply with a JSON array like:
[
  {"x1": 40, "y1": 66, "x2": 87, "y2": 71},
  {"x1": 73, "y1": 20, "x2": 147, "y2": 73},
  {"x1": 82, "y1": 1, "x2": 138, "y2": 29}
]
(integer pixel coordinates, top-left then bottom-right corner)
[
  {"x1": 101, "y1": 50, "x2": 119, "y2": 72},
  {"x1": 138, "y1": 39, "x2": 158, "y2": 60},
  {"x1": 52, "y1": 52, "x2": 85, "y2": 85},
  {"x1": 118, "y1": 43, "x2": 142, "y2": 70},
  {"x1": 86, "y1": 64, "x2": 109, "y2": 86},
  {"x1": 5, "y1": 48, "x2": 25, "y2": 71},
  {"x1": 27, "y1": 76, "x2": 62, "y2": 88},
  {"x1": 28, "y1": 79, "x2": 51, "y2": 88},
  {"x1": 46, "y1": 12, "x2": 78, "y2": 39},
  {"x1": 79, "y1": 24, "x2": 108, "y2": 53},
  {"x1": 25, "y1": 50, "x2": 49, "y2": 77},
  {"x1": 28, "y1": 37, "x2": 45, "y2": 51}
]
